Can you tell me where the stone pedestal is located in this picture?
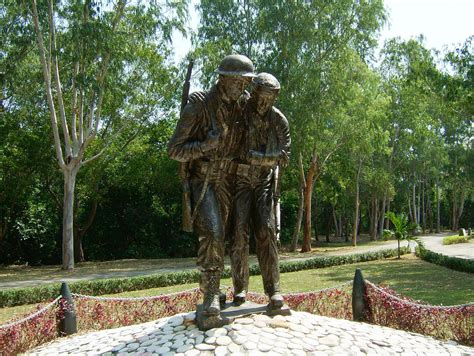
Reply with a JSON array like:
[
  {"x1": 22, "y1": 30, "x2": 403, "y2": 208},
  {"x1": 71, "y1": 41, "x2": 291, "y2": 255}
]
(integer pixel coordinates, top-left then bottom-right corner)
[{"x1": 196, "y1": 300, "x2": 291, "y2": 330}]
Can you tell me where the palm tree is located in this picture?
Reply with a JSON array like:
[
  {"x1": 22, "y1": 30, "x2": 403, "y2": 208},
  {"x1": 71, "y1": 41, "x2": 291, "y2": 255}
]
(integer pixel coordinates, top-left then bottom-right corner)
[{"x1": 384, "y1": 211, "x2": 420, "y2": 259}]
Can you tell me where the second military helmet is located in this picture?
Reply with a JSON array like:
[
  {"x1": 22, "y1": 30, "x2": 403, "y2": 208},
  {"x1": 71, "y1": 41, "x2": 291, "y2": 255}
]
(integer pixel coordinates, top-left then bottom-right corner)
[{"x1": 252, "y1": 72, "x2": 280, "y2": 91}]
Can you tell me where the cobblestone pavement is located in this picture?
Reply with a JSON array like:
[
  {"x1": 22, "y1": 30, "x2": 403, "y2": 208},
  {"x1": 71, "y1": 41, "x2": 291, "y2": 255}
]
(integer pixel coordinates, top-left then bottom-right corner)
[{"x1": 29, "y1": 311, "x2": 473, "y2": 355}]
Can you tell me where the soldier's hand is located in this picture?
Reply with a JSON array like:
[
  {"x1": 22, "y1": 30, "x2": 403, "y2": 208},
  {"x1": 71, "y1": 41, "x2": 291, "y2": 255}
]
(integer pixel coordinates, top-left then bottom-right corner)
[{"x1": 201, "y1": 130, "x2": 220, "y2": 152}]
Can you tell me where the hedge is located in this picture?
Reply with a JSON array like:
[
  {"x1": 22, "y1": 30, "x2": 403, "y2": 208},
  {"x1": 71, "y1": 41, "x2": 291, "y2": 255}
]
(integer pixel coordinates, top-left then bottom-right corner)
[
  {"x1": 0, "y1": 247, "x2": 410, "y2": 308},
  {"x1": 442, "y1": 235, "x2": 470, "y2": 245},
  {"x1": 416, "y1": 247, "x2": 474, "y2": 274}
]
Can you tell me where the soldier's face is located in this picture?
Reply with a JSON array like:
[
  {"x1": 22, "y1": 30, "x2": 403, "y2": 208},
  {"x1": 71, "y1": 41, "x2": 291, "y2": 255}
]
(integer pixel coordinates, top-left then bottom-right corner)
[
  {"x1": 255, "y1": 90, "x2": 277, "y2": 116},
  {"x1": 220, "y1": 76, "x2": 251, "y2": 102}
]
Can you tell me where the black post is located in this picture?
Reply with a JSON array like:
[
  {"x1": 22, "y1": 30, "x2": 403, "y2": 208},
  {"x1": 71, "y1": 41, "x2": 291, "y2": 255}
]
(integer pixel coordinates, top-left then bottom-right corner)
[
  {"x1": 58, "y1": 282, "x2": 77, "y2": 336},
  {"x1": 352, "y1": 268, "x2": 367, "y2": 322}
]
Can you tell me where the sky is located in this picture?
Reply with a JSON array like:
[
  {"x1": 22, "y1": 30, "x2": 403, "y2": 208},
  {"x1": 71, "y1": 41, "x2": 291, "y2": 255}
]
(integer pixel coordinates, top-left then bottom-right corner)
[
  {"x1": 379, "y1": 0, "x2": 473, "y2": 52},
  {"x1": 173, "y1": 0, "x2": 474, "y2": 62}
]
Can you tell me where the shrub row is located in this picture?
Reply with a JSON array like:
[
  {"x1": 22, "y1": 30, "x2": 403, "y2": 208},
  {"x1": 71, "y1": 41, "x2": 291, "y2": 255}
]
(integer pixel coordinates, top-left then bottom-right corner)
[
  {"x1": 442, "y1": 235, "x2": 470, "y2": 245},
  {"x1": 416, "y1": 247, "x2": 474, "y2": 273},
  {"x1": 0, "y1": 247, "x2": 410, "y2": 308}
]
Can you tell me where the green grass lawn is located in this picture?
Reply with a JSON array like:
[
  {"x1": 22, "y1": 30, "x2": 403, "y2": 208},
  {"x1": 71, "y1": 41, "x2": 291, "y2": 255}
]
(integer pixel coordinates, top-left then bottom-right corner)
[
  {"x1": 1, "y1": 254, "x2": 472, "y2": 324},
  {"x1": 0, "y1": 236, "x2": 396, "y2": 286}
]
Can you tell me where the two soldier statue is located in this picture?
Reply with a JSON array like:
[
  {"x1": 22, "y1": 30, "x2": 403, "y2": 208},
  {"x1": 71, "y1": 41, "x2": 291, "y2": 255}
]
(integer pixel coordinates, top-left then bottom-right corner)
[{"x1": 168, "y1": 54, "x2": 291, "y2": 329}]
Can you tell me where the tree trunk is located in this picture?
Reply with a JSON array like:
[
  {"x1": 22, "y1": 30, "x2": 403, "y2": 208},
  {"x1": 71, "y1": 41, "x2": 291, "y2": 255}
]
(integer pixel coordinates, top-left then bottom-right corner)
[
  {"x1": 352, "y1": 160, "x2": 362, "y2": 247},
  {"x1": 301, "y1": 169, "x2": 316, "y2": 252},
  {"x1": 427, "y1": 186, "x2": 433, "y2": 233},
  {"x1": 312, "y1": 193, "x2": 319, "y2": 242},
  {"x1": 290, "y1": 154, "x2": 305, "y2": 252},
  {"x1": 452, "y1": 189, "x2": 458, "y2": 231},
  {"x1": 385, "y1": 200, "x2": 391, "y2": 229},
  {"x1": 417, "y1": 185, "x2": 421, "y2": 226},
  {"x1": 343, "y1": 216, "x2": 349, "y2": 242},
  {"x1": 436, "y1": 178, "x2": 441, "y2": 233},
  {"x1": 378, "y1": 193, "x2": 386, "y2": 238},
  {"x1": 454, "y1": 189, "x2": 465, "y2": 231},
  {"x1": 412, "y1": 181, "x2": 417, "y2": 224},
  {"x1": 290, "y1": 185, "x2": 304, "y2": 252},
  {"x1": 370, "y1": 197, "x2": 378, "y2": 241},
  {"x1": 325, "y1": 209, "x2": 331, "y2": 243},
  {"x1": 422, "y1": 179, "x2": 426, "y2": 232},
  {"x1": 332, "y1": 206, "x2": 339, "y2": 238},
  {"x1": 301, "y1": 153, "x2": 317, "y2": 253},
  {"x1": 74, "y1": 197, "x2": 99, "y2": 262},
  {"x1": 63, "y1": 169, "x2": 78, "y2": 270}
]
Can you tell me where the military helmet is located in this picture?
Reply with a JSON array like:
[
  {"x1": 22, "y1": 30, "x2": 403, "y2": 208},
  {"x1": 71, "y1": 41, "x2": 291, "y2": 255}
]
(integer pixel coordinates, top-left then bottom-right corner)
[
  {"x1": 217, "y1": 54, "x2": 255, "y2": 77},
  {"x1": 252, "y1": 72, "x2": 280, "y2": 90}
]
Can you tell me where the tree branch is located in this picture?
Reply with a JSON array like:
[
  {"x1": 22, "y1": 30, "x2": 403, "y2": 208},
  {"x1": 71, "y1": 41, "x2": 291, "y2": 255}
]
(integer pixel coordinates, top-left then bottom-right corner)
[
  {"x1": 71, "y1": 61, "x2": 80, "y2": 151},
  {"x1": 48, "y1": 0, "x2": 72, "y2": 158},
  {"x1": 31, "y1": 0, "x2": 65, "y2": 168}
]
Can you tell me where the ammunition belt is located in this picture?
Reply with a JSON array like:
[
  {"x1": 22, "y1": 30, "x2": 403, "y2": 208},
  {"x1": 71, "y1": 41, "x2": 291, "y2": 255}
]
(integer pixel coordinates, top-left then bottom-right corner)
[{"x1": 193, "y1": 160, "x2": 268, "y2": 177}]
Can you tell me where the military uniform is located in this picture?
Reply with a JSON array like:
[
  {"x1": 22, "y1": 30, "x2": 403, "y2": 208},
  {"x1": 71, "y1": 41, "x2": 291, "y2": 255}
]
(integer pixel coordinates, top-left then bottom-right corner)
[
  {"x1": 168, "y1": 53, "x2": 253, "y2": 319},
  {"x1": 230, "y1": 101, "x2": 290, "y2": 301}
]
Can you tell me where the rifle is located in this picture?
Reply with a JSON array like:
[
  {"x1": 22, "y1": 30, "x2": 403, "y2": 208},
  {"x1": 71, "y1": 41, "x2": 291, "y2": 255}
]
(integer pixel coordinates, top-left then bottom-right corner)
[
  {"x1": 274, "y1": 165, "x2": 282, "y2": 247},
  {"x1": 180, "y1": 59, "x2": 194, "y2": 232}
]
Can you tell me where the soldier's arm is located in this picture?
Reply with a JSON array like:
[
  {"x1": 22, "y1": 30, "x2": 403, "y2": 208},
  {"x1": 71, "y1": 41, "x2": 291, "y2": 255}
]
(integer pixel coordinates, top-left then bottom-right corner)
[
  {"x1": 274, "y1": 109, "x2": 291, "y2": 167},
  {"x1": 168, "y1": 102, "x2": 208, "y2": 162}
]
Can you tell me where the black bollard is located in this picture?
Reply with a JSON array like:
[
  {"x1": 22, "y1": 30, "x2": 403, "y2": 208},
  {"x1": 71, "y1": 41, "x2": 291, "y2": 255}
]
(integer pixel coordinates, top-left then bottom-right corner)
[
  {"x1": 58, "y1": 282, "x2": 77, "y2": 336},
  {"x1": 352, "y1": 268, "x2": 367, "y2": 322}
]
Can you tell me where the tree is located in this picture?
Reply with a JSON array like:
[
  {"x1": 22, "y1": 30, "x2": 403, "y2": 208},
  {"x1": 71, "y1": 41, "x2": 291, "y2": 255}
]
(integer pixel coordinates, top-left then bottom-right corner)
[
  {"x1": 196, "y1": 0, "x2": 387, "y2": 252},
  {"x1": 384, "y1": 211, "x2": 418, "y2": 259},
  {"x1": 30, "y1": 0, "x2": 185, "y2": 269}
]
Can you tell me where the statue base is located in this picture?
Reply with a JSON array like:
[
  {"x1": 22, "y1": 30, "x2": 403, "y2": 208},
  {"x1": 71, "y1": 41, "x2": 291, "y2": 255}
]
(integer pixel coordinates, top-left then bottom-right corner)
[{"x1": 196, "y1": 301, "x2": 291, "y2": 330}]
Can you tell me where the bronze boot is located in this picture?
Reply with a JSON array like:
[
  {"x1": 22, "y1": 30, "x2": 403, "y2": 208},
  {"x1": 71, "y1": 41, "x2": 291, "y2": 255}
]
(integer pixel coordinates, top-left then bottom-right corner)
[
  {"x1": 201, "y1": 270, "x2": 221, "y2": 316},
  {"x1": 233, "y1": 291, "x2": 247, "y2": 306}
]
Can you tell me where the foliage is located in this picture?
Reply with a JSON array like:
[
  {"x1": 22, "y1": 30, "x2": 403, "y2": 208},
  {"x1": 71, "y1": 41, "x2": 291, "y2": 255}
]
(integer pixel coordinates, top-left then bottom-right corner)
[
  {"x1": 0, "y1": 248, "x2": 409, "y2": 308},
  {"x1": 366, "y1": 283, "x2": 473, "y2": 345},
  {"x1": 248, "y1": 284, "x2": 353, "y2": 320},
  {"x1": 416, "y1": 247, "x2": 474, "y2": 273},
  {"x1": 0, "y1": 0, "x2": 473, "y2": 266},
  {"x1": 0, "y1": 298, "x2": 59, "y2": 355},
  {"x1": 442, "y1": 235, "x2": 470, "y2": 245},
  {"x1": 384, "y1": 211, "x2": 421, "y2": 258}
]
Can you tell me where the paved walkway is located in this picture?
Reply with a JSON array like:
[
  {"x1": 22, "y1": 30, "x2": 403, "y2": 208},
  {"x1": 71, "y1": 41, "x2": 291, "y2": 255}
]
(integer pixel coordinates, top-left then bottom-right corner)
[
  {"x1": 2, "y1": 232, "x2": 470, "y2": 290},
  {"x1": 29, "y1": 310, "x2": 474, "y2": 355},
  {"x1": 419, "y1": 233, "x2": 474, "y2": 260},
  {"x1": 1, "y1": 240, "x2": 409, "y2": 290}
]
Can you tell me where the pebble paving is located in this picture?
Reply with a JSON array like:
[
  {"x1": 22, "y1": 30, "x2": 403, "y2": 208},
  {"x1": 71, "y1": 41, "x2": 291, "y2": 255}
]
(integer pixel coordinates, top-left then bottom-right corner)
[{"x1": 29, "y1": 311, "x2": 473, "y2": 355}]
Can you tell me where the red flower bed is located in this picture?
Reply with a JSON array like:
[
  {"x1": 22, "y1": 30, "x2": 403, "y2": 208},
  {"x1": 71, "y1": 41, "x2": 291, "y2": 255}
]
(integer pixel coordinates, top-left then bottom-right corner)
[
  {"x1": 0, "y1": 297, "x2": 60, "y2": 355},
  {"x1": 247, "y1": 282, "x2": 353, "y2": 320},
  {"x1": 73, "y1": 288, "x2": 201, "y2": 331},
  {"x1": 365, "y1": 281, "x2": 474, "y2": 345}
]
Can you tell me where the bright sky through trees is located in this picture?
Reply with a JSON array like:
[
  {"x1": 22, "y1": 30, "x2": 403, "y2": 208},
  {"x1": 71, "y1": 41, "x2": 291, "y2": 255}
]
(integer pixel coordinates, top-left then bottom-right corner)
[{"x1": 172, "y1": 0, "x2": 474, "y2": 62}]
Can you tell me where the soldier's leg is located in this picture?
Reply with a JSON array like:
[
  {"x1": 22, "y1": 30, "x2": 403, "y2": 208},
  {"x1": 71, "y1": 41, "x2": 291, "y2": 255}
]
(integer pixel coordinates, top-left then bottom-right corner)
[
  {"x1": 191, "y1": 178, "x2": 225, "y2": 316},
  {"x1": 229, "y1": 176, "x2": 252, "y2": 305},
  {"x1": 254, "y1": 173, "x2": 282, "y2": 307}
]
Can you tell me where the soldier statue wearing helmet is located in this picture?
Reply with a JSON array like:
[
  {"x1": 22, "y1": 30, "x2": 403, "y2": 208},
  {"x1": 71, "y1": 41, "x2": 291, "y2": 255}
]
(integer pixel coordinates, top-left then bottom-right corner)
[
  {"x1": 168, "y1": 54, "x2": 255, "y2": 328},
  {"x1": 230, "y1": 72, "x2": 291, "y2": 312}
]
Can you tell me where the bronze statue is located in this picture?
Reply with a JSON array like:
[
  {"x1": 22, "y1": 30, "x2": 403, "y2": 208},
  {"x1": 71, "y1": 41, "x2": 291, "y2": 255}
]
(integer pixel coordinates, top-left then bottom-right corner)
[
  {"x1": 168, "y1": 55, "x2": 254, "y2": 324},
  {"x1": 230, "y1": 73, "x2": 291, "y2": 312}
]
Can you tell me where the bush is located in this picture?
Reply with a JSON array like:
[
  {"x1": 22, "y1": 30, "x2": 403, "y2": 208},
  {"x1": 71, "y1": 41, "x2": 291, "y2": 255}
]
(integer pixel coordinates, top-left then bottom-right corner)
[
  {"x1": 416, "y1": 247, "x2": 474, "y2": 273},
  {"x1": 442, "y1": 235, "x2": 469, "y2": 245},
  {"x1": 0, "y1": 247, "x2": 410, "y2": 308}
]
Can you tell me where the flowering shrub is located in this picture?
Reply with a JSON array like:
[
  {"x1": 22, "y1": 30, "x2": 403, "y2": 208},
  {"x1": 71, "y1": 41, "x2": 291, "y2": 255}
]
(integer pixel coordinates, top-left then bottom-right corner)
[
  {"x1": 365, "y1": 281, "x2": 474, "y2": 345},
  {"x1": 74, "y1": 288, "x2": 201, "y2": 332},
  {"x1": 0, "y1": 297, "x2": 60, "y2": 355},
  {"x1": 247, "y1": 283, "x2": 353, "y2": 320}
]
